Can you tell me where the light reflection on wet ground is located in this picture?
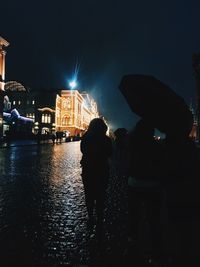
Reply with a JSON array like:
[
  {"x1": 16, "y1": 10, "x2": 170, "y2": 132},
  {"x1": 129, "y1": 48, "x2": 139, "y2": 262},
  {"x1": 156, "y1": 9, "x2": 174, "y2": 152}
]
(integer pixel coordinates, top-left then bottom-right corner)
[{"x1": 0, "y1": 142, "x2": 129, "y2": 267}]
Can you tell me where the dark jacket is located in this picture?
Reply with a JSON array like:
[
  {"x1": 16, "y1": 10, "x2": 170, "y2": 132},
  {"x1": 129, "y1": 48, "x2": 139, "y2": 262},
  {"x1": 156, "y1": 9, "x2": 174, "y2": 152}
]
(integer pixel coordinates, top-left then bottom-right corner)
[{"x1": 81, "y1": 132, "x2": 112, "y2": 174}]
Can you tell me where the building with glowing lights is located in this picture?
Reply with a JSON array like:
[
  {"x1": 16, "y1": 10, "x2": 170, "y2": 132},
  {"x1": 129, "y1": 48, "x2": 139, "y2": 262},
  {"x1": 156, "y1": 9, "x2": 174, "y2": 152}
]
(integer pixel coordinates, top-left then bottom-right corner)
[
  {"x1": 0, "y1": 36, "x2": 9, "y2": 91},
  {"x1": 4, "y1": 87, "x2": 99, "y2": 138},
  {"x1": 0, "y1": 36, "x2": 99, "y2": 140},
  {"x1": 0, "y1": 36, "x2": 9, "y2": 139},
  {"x1": 56, "y1": 90, "x2": 99, "y2": 136}
]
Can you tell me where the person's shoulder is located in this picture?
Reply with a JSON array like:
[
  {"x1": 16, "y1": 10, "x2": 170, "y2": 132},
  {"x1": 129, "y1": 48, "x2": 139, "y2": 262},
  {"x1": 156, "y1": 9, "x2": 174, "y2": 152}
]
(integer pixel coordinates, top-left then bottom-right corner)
[{"x1": 105, "y1": 135, "x2": 112, "y2": 142}]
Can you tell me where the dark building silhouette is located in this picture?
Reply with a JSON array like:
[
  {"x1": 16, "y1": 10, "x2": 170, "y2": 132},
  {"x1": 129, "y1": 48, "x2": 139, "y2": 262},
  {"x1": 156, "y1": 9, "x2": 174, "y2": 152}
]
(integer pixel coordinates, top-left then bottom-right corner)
[{"x1": 192, "y1": 53, "x2": 200, "y2": 142}]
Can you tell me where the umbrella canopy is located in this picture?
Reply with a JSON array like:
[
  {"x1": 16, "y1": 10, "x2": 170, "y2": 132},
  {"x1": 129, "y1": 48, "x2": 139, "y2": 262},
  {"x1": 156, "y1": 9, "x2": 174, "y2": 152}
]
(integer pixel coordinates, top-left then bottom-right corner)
[
  {"x1": 119, "y1": 74, "x2": 193, "y2": 138},
  {"x1": 114, "y1": 128, "x2": 128, "y2": 139}
]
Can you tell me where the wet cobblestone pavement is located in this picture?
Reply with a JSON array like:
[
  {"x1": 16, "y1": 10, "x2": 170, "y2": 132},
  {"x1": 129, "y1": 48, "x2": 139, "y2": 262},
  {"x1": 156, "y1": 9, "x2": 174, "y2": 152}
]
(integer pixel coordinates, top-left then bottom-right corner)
[{"x1": 0, "y1": 142, "x2": 129, "y2": 267}]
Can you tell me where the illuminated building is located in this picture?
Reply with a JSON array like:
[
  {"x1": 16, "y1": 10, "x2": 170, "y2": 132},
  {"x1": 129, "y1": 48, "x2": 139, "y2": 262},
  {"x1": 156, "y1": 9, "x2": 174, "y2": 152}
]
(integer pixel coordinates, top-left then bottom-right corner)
[
  {"x1": 4, "y1": 81, "x2": 34, "y2": 137},
  {"x1": 0, "y1": 36, "x2": 9, "y2": 91},
  {"x1": 0, "y1": 36, "x2": 9, "y2": 139},
  {"x1": 56, "y1": 90, "x2": 99, "y2": 136},
  {"x1": 0, "y1": 36, "x2": 99, "y2": 139},
  {"x1": 5, "y1": 87, "x2": 99, "y2": 138},
  {"x1": 4, "y1": 84, "x2": 56, "y2": 136}
]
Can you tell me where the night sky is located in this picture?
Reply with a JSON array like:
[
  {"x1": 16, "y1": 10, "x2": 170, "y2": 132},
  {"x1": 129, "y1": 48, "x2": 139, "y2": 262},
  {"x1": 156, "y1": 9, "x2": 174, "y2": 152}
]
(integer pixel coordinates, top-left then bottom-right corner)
[{"x1": 1, "y1": 0, "x2": 200, "y2": 131}]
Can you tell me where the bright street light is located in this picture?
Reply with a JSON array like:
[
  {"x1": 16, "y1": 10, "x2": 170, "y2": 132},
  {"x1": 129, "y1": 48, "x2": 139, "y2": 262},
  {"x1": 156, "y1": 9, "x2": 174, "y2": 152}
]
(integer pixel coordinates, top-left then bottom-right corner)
[{"x1": 69, "y1": 80, "x2": 77, "y2": 89}]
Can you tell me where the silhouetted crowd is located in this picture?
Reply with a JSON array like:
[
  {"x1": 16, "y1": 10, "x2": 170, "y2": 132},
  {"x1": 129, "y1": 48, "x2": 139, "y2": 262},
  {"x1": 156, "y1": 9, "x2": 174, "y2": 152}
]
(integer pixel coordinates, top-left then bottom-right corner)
[{"x1": 80, "y1": 117, "x2": 200, "y2": 267}]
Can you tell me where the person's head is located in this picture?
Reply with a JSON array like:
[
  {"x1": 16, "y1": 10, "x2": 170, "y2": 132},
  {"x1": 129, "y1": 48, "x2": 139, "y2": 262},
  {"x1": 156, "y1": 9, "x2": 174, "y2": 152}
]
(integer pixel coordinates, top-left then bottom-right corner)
[
  {"x1": 87, "y1": 118, "x2": 108, "y2": 135},
  {"x1": 114, "y1": 128, "x2": 128, "y2": 140},
  {"x1": 133, "y1": 119, "x2": 155, "y2": 139}
]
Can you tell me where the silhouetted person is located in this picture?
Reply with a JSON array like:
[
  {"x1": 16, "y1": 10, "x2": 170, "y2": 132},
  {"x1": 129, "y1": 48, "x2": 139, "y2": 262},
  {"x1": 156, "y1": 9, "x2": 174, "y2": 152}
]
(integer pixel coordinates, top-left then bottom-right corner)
[
  {"x1": 127, "y1": 119, "x2": 163, "y2": 263},
  {"x1": 161, "y1": 134, "x2": 200, "y2": 266},
  {"x1": 56, "y1": 131, "x2": 62, "y2": 143},
  {"x1": 51, "y1": 133, "x2": 56, "y2": 144},
  {"x1": 36, "y1": 132, "x2": 41, "y2": 144},
  {"x1": 113, "y1": 128, "x2": 128, "y2": 178},
  {"x1": 80, "y1": 118, "x2": 112, "y2": 229},
  {"x1": 5, "y1": 130, "x2": 11, "y2": 145}
]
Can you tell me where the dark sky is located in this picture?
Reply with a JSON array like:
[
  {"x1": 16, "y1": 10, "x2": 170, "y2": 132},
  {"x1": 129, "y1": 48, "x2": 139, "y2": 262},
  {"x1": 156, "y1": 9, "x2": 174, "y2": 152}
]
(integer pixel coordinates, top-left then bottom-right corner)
[{"x1": 1, "y1": 0, "x2": 200, "y2": 131}]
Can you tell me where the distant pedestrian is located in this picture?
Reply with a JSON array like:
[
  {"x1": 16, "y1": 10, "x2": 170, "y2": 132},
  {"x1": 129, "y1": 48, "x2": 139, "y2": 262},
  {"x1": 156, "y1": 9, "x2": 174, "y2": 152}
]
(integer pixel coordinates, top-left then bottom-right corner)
[
  {"x1": 56, "y1": 131, "x2": 62, "y2": 143},
  {"x1": 5, "y1": 130, "x2": 11, "y2": 145},
  {"x1": 80, "y1": 118, "x2": 112, "y2": 229},
  {"x1": 51, "y1": 133, "x2": 56, "y2": 144},
  {"x1": 36, "y1": 132, "x2": 41, "y2": 144}
]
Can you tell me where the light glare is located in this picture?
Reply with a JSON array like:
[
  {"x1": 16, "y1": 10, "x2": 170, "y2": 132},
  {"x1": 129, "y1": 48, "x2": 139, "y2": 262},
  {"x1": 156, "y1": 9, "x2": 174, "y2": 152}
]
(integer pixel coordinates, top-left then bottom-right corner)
[{"x1": 69, "y1": 80, "x2": 77, "y2": 89}]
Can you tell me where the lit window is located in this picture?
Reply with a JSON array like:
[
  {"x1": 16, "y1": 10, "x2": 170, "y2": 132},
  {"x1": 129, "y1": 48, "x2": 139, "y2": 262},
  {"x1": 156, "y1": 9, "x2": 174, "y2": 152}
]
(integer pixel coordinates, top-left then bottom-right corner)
[
  {"x1": 32, "y1": 100, "x2": 35, "y2": 105},
  {"x1": 42, "y1": 114, "x2": 49, "y2": 124},
  {"x1": 47, "y1": 115, "x2": 51, "y2": 123},
  {"x1": 45, "y1": 115, "x2": 47, "y2": 123},
  {"x1": 13, "y1": 101, "x2": 16, "y2": 105},
  {"x1": 18, "y1": 101, "x2": 21, "y2": 105}
]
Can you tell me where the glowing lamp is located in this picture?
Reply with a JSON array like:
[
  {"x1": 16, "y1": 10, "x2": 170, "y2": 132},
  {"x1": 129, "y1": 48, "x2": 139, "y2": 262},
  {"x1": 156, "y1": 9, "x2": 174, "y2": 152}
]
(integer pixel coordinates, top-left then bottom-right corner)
[{"x1": 69, "y1": 80, "x2": 77, "y2": 89}]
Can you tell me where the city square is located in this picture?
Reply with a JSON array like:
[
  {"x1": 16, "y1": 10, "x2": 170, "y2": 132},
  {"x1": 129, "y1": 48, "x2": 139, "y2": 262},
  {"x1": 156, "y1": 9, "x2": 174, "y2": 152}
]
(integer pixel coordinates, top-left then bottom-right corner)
[
  {"x1": 0, "y1": 141, "x2": 129, "y2": 267},
  {"x1": 1, "y1": 1, "x2": 200, "y2": 266}
]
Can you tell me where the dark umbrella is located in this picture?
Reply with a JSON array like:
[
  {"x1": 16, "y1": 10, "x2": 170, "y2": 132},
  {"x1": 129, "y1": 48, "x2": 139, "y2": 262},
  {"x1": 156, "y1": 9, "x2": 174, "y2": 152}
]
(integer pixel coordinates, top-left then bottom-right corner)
[
  {"x1": 114, "y1": 128, "x2": 128, "y2": 139},
  {"x1": 119, "y1": 74, "x2": 193, "y2": 138}
]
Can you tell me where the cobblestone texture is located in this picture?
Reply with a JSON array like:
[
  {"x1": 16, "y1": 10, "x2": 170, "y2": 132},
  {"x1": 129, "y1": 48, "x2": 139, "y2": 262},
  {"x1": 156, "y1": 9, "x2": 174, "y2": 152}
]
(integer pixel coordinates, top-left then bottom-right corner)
[{"x1": 0, "y1": 142, "x2": 129, "y2": 267}]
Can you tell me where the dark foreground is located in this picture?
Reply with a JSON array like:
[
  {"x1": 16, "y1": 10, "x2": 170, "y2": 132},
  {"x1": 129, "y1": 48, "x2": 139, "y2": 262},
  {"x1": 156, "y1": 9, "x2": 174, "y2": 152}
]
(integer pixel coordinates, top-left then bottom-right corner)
[{"x1": 0, "y1": 142, "x2": 130, "y2": 267}]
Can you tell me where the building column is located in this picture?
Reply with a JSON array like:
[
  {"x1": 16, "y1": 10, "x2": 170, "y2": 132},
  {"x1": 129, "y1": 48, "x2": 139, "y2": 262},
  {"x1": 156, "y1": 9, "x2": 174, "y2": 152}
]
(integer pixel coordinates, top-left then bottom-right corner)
[{"x1": 0, "y1": 37, "x2": 9, "y2": 141}]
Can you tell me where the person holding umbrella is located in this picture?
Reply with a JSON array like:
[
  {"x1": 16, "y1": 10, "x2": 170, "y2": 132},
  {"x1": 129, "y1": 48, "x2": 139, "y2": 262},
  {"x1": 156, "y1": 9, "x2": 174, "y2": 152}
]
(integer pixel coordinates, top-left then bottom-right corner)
[
  {"x1": 127, "y1": 118, "x2": 163, "y2": 263},
  {"x1": 119, "y1": 74, "x2": 199, "y2": 266}
]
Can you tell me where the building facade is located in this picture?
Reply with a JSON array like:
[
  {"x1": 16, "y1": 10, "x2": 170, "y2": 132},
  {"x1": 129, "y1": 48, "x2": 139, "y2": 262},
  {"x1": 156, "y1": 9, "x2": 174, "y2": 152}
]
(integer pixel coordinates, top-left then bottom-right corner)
[
  {"x1": 0, "y1": 36, "x2": 9, "y2": 140},
  {"x1": 4, "y1": 86, "x2": 99, "y2": 138},
  {"x1": 56, "y1": 90, "x2": 98, "y2": 136}
]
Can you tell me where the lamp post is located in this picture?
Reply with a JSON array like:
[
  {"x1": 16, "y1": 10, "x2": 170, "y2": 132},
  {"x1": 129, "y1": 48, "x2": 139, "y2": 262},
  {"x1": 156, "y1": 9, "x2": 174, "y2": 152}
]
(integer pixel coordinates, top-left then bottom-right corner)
[{"x1": 69, "y1": 79, "x2": 78, "y2": 136}]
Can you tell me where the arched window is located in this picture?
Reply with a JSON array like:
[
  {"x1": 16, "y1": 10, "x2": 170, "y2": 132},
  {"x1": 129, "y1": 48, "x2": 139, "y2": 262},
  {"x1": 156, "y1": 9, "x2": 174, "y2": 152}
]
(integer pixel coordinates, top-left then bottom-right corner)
[{"x1": 42, "y1": 113, "x2": 51, "y2": 123}]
